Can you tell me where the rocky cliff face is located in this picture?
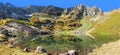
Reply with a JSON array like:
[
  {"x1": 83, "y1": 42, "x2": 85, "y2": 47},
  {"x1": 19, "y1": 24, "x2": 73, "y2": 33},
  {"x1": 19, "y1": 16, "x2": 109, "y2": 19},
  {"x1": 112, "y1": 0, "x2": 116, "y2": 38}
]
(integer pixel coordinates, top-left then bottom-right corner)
[{"x1": 61, "y1": 4, "x2": 103, "y2": 19}]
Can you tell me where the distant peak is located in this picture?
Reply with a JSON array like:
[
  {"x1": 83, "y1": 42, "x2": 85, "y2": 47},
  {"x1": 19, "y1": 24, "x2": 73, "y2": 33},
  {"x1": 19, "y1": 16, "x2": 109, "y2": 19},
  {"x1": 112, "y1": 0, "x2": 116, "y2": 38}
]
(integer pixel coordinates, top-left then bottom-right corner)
[
  {"x1": 0, "y1": 2, "x2": 3, "y2": 4},
  {"x1": 5, "y1": 2, "x2": 14, "y2": 7}
]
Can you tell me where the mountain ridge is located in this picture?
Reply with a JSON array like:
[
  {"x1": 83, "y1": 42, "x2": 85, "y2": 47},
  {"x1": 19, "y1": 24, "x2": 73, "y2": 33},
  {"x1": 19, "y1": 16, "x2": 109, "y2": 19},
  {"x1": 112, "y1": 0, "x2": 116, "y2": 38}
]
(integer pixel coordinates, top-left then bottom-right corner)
[{"x1": 0, "y1": 2, "x2": 102, "y2": 20}]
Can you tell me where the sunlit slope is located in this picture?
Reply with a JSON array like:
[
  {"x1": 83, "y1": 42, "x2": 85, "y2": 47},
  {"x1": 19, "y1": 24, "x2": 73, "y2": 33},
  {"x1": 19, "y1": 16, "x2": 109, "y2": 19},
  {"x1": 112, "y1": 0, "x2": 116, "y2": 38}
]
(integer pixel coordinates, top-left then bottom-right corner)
[
  {"x1": 89, "y1": 39, "x2": 120, "y2": 55},
  {"x1": 93, "y1": 9, "x2": 120, "y2": 36},
  {"x1": 88, "y1": 9, "x2": 120, "y2": 55},
  {"x1": 91, "y1": 9, "x2": 120, "y2": 44}
]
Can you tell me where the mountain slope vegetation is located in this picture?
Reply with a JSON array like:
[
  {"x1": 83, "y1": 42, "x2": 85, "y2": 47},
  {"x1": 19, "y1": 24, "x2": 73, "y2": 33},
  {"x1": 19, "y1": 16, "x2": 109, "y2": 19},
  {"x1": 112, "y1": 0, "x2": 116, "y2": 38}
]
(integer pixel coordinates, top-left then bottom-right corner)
[
  {"x1": 87, "y1": 9, "x2": 120, "y2": 55},
  {"x1": 0, "y1": 2, "x2": 120, "y2": 55}
]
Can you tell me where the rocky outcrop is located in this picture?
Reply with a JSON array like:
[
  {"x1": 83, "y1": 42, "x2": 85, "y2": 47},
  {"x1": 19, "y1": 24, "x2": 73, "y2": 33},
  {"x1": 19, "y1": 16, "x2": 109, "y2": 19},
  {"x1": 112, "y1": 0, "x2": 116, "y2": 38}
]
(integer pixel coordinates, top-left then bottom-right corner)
[
  {"x1": 0, "y1": 22, "x2": 39, "y2": 36},
  {"x1": 0, "y1": 22, "x2": 40, "y2": 42}
]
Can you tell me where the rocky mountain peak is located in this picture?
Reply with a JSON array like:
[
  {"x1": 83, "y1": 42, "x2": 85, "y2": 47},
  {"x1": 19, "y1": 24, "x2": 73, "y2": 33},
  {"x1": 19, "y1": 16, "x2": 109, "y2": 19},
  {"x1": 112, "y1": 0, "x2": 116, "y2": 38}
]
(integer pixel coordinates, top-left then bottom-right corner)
[{"x1": 61, "y1": 4, "x2": 103, "y2": 19}]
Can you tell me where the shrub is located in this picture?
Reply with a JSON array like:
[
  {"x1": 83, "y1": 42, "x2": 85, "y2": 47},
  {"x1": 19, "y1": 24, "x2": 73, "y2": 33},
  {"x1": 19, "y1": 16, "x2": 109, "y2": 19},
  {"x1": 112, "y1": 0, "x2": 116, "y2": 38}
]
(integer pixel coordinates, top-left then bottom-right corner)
[
  {"x1": 0, "y1": 18, "x2": 12, "y2": 25},
  {"x1": 29, "y1": 16, "x2": 39, "y2": 23}
]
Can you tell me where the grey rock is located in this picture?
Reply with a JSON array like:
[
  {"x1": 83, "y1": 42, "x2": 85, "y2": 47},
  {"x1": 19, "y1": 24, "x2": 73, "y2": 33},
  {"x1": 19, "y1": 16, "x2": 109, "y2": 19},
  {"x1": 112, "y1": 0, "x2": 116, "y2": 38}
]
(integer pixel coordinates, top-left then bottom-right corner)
[
  {"x1": 0, "y1": 22, "x2": 40, "y2": 38},
  {"x1": 23, "y1": 47, "x2": 31, "y2": 52},
  {"x1": 59, "y1": 50, "x2": 78, "y2": 55},
  {"x1": 35, "y1": 46, "x2": 47, "y2": 53}
]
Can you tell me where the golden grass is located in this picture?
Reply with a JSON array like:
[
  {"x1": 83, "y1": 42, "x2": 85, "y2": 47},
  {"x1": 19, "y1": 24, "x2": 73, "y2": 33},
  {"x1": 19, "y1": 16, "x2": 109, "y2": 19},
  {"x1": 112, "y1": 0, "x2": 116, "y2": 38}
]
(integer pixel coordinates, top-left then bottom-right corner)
[{"x1": 0, "y1": 46, "x2": 32, "y2": 55}]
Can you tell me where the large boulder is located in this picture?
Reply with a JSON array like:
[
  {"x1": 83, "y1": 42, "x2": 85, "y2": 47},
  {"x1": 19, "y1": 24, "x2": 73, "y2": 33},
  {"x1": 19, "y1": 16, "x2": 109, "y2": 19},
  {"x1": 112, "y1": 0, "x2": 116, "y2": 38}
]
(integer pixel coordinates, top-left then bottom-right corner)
[
  {"x1": 23, "y1": 47, "x2": 32, "y2": 52},
  {"x1": 59, "y1": 50, "x2": 78, "y2": 55},
  {"x1": 35, "y1": 46, "x2": 47, "y2": 53},
  {"x1": 34, "y1": 46, "x2": 48, "y2": 55},
  {"x1": 67, "y1": 50, "x2": 78, "y2": 55}
]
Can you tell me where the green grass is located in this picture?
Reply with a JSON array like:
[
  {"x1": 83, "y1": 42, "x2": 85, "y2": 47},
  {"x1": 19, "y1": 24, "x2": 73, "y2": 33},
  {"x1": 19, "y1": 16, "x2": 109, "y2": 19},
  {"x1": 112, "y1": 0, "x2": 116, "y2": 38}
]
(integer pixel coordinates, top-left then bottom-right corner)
[
  {"x1": 22, "y1": 35, "x2": 82, "y2": 52},
  {"x1": 91, "y1": 10, "x2": 120, "y2": 46},
  {"x1": 53, "y1": 11, "x2": 120, "y2": 50},
  {"x1": 93, "y1": 10, "x2": 120, "y2": 33}
]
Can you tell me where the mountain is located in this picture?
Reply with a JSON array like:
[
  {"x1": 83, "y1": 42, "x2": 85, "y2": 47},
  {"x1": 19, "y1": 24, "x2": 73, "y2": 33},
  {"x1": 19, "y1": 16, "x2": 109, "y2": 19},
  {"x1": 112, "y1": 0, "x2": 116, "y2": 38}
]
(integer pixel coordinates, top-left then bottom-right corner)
[
  {"x1": 23, "y1": 5, "x2": 64, "y2": 16},
  {"x1": 0, "y1": 3, "x2": 102, "y2": 20},
  {"x1": 0, "y1": 2, "x2": 64, "y2": 19},
  {"x1": 1, "y1": 2, "x2": 120, "y2": 55}
]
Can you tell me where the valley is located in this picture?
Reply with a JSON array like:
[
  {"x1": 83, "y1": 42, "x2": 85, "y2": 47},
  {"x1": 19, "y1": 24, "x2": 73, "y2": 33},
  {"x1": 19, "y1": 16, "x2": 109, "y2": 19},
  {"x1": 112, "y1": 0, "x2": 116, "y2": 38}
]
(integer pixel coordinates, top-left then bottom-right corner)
[{"x1": 0, "y1": 2, "x2": 120, "y2": 55}]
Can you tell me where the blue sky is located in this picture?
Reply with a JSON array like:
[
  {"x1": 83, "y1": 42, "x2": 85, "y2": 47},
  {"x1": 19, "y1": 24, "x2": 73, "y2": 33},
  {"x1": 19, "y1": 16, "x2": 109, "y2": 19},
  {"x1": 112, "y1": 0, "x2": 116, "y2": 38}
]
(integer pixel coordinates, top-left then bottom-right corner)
[{"x1": 0, "y1": 0, "x2": 120, "y2": 12}]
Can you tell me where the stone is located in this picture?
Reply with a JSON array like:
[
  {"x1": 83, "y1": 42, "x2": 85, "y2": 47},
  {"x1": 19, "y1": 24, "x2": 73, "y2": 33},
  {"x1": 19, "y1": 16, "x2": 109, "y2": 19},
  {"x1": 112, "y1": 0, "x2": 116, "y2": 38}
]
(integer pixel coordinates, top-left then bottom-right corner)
[
  {"x1": 23, "y1": 47, "x2": 31, "y2": 52},
  {"x1": 59, "y1": 50, "x2": 78, "y2": 55},
  {"x1": 35, "y1": 46, "x2": 47, "y2": 53},
  {"x1": 67, "y1": 50, "x2": 78, "y2": 55}
]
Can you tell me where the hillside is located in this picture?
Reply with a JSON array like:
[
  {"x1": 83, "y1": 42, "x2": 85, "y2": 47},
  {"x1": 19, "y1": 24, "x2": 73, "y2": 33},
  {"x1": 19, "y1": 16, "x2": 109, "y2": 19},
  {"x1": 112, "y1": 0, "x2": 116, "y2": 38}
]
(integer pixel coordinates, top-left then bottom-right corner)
[
  {"x1": 91, "y1": 9, "x2": 120, "y2": 45},
  {"x1": 88, "y1": 9, "x2": 120, "y2": 55}
]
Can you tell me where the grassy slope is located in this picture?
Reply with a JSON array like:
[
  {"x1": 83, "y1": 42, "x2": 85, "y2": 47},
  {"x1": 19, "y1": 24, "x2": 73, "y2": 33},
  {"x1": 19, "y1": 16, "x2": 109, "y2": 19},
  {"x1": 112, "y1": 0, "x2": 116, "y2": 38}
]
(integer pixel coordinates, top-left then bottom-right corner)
[
  {"x1": 89, "y1": 9, "x2": 120, "y2": 55},
  {"x1": 91, "y1": 10, "x2": 120, "y2": 45},
  {"x1": 54, "y1": 16, "x2": 94, "y2": 35},
  {"x1": 93, "y1": 10, "x2": 120, "y2": 35},
  {"x1": 53, "y1": 10, "x2": 120, "y2": 50}
]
